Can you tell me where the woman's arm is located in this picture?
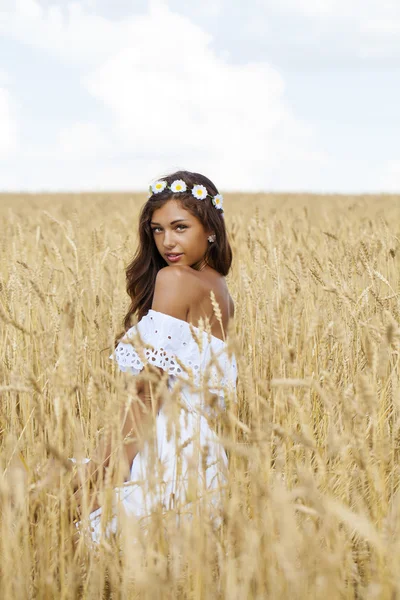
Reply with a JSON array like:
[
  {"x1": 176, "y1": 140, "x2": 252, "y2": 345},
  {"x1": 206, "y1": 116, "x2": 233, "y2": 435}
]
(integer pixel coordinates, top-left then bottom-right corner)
[
  {"x1": 93, "y1": 379, "x2": 154, "y2": 478},
  {"x1": 71, "y1": 374, "x2": 163, "y2": 515}
]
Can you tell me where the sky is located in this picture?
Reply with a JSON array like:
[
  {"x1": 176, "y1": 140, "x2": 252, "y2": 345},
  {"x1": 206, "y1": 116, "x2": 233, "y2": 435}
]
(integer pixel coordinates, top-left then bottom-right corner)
[{"x1": 0, "y1": 0, "x2": 399, "y2": 193}]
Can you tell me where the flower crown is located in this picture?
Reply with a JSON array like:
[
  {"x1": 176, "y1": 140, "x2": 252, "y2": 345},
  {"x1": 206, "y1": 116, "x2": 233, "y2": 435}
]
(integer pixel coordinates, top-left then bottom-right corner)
[{"x1": 148, "y1": 179, "x2": 224, "y2": 211}]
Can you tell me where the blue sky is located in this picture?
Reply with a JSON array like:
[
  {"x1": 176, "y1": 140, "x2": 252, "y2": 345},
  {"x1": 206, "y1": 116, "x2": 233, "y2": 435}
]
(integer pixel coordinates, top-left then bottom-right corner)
[{"x1": 0, "y1": 0, "x2": 399, "y2": 193}]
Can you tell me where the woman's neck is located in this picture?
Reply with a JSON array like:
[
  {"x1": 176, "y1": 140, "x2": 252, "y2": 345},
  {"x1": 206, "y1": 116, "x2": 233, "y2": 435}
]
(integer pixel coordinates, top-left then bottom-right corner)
[{"x1": 190, "y1": 257, "x2": 208, "y2": 272}]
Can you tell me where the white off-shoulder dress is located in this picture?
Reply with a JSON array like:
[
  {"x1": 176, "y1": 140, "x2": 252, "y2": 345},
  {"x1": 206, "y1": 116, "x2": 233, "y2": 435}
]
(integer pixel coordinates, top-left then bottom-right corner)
[{"x1": 73, "y1": 309, "x2": 237, "y2": 544}]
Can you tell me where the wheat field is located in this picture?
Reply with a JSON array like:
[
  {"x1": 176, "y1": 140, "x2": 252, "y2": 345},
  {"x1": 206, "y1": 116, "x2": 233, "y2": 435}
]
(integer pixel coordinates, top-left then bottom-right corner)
[{"x1": 1, "y1": 192, "x2": 400, "y2": 599}]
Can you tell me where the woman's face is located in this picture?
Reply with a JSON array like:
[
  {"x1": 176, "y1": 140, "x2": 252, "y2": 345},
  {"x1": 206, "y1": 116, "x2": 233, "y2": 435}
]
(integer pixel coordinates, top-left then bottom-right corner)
[{"x1": 150, "y1": 199, "x2": 211, "y2": 267}]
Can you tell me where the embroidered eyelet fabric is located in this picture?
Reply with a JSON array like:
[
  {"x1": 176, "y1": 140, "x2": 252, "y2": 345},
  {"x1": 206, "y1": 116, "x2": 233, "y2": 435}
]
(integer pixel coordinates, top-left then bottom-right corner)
[
  {"x1": 73, "y1": 309, "x2": 238, "y2": 545},
  {"x1": 110, "y1": 309, "x2": 237, "y2": 405}
]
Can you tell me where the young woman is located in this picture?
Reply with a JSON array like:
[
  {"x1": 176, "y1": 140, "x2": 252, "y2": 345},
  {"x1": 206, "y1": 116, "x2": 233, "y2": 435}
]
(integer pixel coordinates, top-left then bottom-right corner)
[{"x1": 71, "y1": 170, "x2": 237, "y2": 544}]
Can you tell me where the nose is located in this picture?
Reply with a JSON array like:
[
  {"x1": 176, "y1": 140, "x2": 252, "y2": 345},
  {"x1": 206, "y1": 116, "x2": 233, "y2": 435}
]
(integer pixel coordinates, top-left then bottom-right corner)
[{"x1": 162, "y1": 229, "x2": 176, "y2": 249}]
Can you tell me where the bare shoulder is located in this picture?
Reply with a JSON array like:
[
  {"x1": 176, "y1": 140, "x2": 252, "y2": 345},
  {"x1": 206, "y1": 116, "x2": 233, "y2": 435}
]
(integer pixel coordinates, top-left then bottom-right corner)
[
  {"x1": 185, "y1": 266, "x2": 235, "y2": 333},
  {"x1": 156, "y1": 264, "x2": 193, "y2": 280},
  {"x1": 152, "y1": 266, "x2": 197, "y2": 318},
  {"x1": 155, "y1": 265, "x2": 196, "y2": 291},
  {"x1": 153, "y1": 266, "x2": 234, "y2": 331}
]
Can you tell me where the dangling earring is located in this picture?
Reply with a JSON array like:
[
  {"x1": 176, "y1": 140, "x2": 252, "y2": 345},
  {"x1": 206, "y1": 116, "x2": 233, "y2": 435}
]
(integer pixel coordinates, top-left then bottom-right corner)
[{"x1": 208, "y1": 234, "x2": 216, "y2": 243}]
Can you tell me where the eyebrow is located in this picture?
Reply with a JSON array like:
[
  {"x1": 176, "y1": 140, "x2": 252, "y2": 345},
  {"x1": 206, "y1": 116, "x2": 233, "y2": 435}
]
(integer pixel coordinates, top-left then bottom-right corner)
[{"x1": 150, "y1": 219, "x2": 189, "y2": 225}]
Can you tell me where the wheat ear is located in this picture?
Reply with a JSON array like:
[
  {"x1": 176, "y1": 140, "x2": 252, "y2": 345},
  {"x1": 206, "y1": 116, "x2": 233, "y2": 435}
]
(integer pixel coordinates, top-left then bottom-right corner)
[{"x1": 210, "y1": 290, "x2": 225, "y2": 342}]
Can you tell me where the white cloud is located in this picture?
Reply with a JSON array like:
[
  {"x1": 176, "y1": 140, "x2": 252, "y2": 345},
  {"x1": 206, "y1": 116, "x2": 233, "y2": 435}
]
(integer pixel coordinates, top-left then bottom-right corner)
[
  {"x1": 0, "y1": 86, "x2": 18, "y2": 158},
  {"x1": 255, "y1": 0, "x2": 400, "y2": 62},
  {"x1": 57, "y1": 122, "x2": 110, "y2": 159},
  {"x1": 3, "y1": 0, "x2": 400, "y2": 70},
  {"x1": 274, "y1": 0, "x2": 400, "y2": 20},
  {"x1": 380, "y1": 160, "x2": 400, "y2": 192},
  {"x1": 191, "y1": 1, "x2": 223, "y2": 18},
  {"x1": 0, "y1": 0, "x2": 328, "y2": 190},
  {"x1": 360, "y1": 19, "x2": 400, "y2": 36},
  {"x1": 14, "y1": 0, "x2": 43, "y2": 19},
  {"x1": 0, "y1": 68, "x2": 11, "y2": 85},
  {"x1": 82, "y1": 1, "x2": 329, "y2": 189},
  {"x1": 0, "y1": 1, "x2": 143, "y2": 67}
]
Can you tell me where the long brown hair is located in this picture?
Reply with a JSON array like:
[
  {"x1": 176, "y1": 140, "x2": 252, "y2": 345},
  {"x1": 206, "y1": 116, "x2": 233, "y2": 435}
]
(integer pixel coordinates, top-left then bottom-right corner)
[{"x1": 114, "y1": 170, "x2": 232, "y2": 346}]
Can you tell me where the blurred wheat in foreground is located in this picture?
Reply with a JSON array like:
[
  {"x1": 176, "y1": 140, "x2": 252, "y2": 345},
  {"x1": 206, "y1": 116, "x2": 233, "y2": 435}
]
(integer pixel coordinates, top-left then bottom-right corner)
[{"x1": 1, "y1": 192, "x2": 400, "y2": 599}]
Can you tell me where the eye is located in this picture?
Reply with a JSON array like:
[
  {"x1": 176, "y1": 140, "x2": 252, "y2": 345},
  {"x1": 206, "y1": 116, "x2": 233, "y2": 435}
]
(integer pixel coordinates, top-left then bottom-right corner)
[{"x1": 151, "y1": 225, "x2": 188, "y2": 233}]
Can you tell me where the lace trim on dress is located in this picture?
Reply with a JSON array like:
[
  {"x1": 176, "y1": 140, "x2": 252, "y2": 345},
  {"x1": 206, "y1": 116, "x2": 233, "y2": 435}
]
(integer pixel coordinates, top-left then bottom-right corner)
[{"x1": 109, "y1": 309, "x2": 237, "y2": 396}]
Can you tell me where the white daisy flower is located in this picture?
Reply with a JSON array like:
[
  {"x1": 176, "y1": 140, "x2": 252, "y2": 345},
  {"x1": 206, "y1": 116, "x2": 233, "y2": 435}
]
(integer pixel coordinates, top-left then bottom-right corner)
[
  {"x1": 212, "y1": 194, "x2": 224, "y2": 210},
  {"x1": 192, "y1": 184, "x2": 208, "y2": 200},
  {"x1": 170, "y1": 179, "x2": 187, "y2": 193},
  {"x1": 152, "y1": 180, "x2": 167, "y2": 194}
]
